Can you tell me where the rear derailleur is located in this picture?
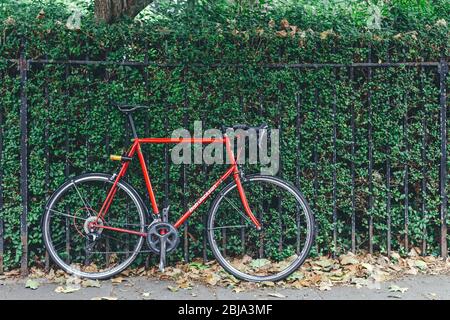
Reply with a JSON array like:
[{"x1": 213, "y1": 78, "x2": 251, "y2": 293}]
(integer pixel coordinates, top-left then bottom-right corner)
[{"x1": 85, "y1": 232, "x2": 101, "y2": 261}]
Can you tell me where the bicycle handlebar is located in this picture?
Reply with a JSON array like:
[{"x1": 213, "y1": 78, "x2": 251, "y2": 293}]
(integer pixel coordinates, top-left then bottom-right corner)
[{"x1": 221, "y1": 123, "x2": 270, "y2": 149}]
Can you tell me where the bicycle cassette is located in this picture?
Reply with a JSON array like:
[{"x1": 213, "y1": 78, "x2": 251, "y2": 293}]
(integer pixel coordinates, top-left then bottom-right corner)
[{"x1": 146, "y1": 222, "x2": 179, "y2": 254}]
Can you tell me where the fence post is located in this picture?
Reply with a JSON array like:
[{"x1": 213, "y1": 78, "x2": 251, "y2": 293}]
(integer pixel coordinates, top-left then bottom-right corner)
[
  {"x1": 420, "y1": 65, "x2": 428, "y2": 255},
  {"x1": 313, "y1": 88, "x2": 319, "y2": 254},
  {"x1": 182, "y1": 66, "x2": 189, "y2": 263},
  {"x1": 367, "y1": 45, "x2": 374, "y2": 255},
  {"x1": 0, "y1": 84, "x2": 4, "y2": 274},
  {"x1": 349, "y1": 66, "x2": 356, "y2": 254},
  {"x1": 19, "y1": 39, "x2": 29, "y2": 276},
  {"x1": 332, "y1": 68, "x2": 338, "y2": 257},
  {"x1": 44, "y1": 70, "x2": 50, "y2": 272},
  {"x1": 439, "y1": 56, "x2": 448, "y2": 259},
  {"x1": 403, "y1": 98, "x2": 409, "y2": 251},
  {"x1": 295, "y1": 91, "x2": 302, "y2": 255}
]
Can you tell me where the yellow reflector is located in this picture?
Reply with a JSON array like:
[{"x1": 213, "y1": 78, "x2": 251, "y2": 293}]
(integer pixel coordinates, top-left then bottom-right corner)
[{"x1": 110, "y1": 155, "x2": 122, "y2": 161}]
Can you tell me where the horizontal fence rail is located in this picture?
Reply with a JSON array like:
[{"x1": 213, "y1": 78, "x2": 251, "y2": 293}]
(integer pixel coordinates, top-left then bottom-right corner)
[{"x1": 0, "y1": 49, "x2": 448, "y2": 275}]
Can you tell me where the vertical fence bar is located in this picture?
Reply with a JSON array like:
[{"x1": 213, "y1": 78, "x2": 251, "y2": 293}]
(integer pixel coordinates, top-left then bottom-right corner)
[
  {"x1": 123, "y1": 95, "x2": 130, "y2": 259},
  {"x1": 386, "y1": 144, "x2": 392, "y2": 257},
  {"x1": 385, "y1": 54, "x2": 392, "y2": 257},
  {"x1": 277, "y1": 96, "x2": 284, "y2": 252},
  {"x1": 239, "y1": 95, "x2": 246, "y2": 254},
  {"x1": 163, "y1": 100, "x2": 170, "y2": 264},
  {"x1": 367, "y1": 47, "x2": 374, "y2": 255},
  {"x1": 201, "y1": 93, "x2": 207, "y2": 264},
  {"x1": 350, "y1": 66, "x2": 356, "y2": 254},
  {"x1": 164, "y1": 107, "x2": 169, "y2": 209},
  {"x1": 181, "y1": 160, "x2": 188, "y2": 262},
  {"x1": 295, "y1": 92, "x2": 301, "y2": 189},
  {"x1": 44, "y1": 76, "x2": 50, "y2": 271},
  {"x1": 142, "y1": 50, "x2": 152, "y2": 267},
  {"x1": 64, "y1": 64, "x2": 71, "y2": 264},
  {"x1": 19, "y1": 40, "x2": 29, "y2": 276},
  {"x1": 420, "y1": 66, "x2": 427, "y2": 255},
  {"x1": 85, "y1": 58, "x2": 92, "y2": 169},
  {"x1": 403, "y1": 99, "x2": 409, "y2": 251},
  {"x1": 439, "y1": 56, "x2": 448, "y2": 258},
  {"x1": 0, "y1": 87, "x2": 3, "y2": 274},
  {"x1": 259, "y1": 94, "x2": 265, "y2": 258},
  {"x1": 182, "y1": 67, "x2": 189, "y2": 262},
  {"x1": 295, "y1": 92, "x2": 302, "y2": 254},
  {"x1": 421, "y1": 106, "x2": 427, "y2": 255},
  {"x1": 332, "y1": 69, "x2": 338, "y2": 257},
  {"x1": 313, "y1": 89, "x2": 319, "y2": 207},
  {"x1": 385, "y1": 96, "x2": 392, "y2": 257},
  {"x1": 103, "y1": 62, "x2": 111, "y2": 267},
  {"x1": 313, "y1": 88, "x2": 319, "y2": 254}
]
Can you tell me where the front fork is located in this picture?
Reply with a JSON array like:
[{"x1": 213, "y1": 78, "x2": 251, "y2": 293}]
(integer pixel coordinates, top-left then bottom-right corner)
[{"x1": 228, "y1": 134, "x2": 262, "y2": 231}]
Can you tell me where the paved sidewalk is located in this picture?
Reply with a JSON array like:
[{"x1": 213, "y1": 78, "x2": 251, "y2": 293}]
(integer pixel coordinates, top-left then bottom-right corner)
[{"x1": 0, "y1": 274, "x2": 449, "y2": 300}]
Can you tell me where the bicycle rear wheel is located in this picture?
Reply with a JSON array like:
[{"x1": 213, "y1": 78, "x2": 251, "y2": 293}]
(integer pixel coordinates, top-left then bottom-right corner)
[
  {"x1": 42, "y1": 173, "x2": 146, "y2": 279},
  {"x1": 207, "y1": 174, "x2": 314, "y2": 282}
]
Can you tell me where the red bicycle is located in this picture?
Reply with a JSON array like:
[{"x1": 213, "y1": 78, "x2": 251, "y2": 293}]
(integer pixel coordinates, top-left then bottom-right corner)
[{"x1": 42, "y1": 103, "x2": 314, "y2": 282}]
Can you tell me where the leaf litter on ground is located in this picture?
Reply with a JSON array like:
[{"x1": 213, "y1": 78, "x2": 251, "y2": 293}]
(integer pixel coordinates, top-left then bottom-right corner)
[
  {"x1": 7, "y1": 248, "x2": 450, "y2": 294},
  {"x1": 25, "y1": 278, "x2": 40, "y2": 290}
]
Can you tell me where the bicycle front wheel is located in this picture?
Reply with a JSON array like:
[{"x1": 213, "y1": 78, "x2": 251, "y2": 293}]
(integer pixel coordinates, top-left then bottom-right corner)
[
  {"x1": 42, "y1": 173, "x2": 147, "y2": 279},
  {"x1": 207, "y1": 174, "x2": 314, "y2": 282}
]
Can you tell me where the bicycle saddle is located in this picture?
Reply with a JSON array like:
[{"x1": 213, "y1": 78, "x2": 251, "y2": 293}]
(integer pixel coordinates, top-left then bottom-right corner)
[{"x1": 112, "y1": 101, "x2": 150, "y2": 113}]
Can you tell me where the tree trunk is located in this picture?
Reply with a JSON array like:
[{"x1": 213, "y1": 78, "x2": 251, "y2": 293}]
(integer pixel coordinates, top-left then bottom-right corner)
[{"x1": 94, "y1": 0, "x2": 153, "y2": 24}]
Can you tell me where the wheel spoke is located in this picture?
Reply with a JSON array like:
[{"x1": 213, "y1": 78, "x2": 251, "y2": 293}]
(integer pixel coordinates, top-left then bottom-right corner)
[
  {"x1": 44, "y1": 175, "x2": 145, "y2": 278},
  {"x1": 220, "y1": 193, "x2": 254, "y2": 226},
  {"x1": 72, "y1": 181, "x2": 92, "y2": 211},
  {"x1": 49, "y1": 208, "x2": 87, "y2": 221},
  {"x1": 209, "y1": 176, "x2": 313, "y2": 281},
  {"x1": 208, "y1": 224, "x2": 249, "y2": 231}
]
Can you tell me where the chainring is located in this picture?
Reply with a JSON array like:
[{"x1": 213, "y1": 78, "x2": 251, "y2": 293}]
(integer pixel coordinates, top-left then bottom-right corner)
[{"x1": 146, "y1": 221, "x2": 179, "y2": 254}]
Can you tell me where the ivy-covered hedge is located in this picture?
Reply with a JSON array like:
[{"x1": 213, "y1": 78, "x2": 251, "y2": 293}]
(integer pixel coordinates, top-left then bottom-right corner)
[{"x1": 0, "y1": 0, "x2": 449, "y2": 269}]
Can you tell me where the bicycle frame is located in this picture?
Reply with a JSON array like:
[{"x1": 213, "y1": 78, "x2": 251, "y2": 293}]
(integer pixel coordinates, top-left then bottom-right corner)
[{"x1": 91, "y1": 134, "x2": 261, "y2": 237}]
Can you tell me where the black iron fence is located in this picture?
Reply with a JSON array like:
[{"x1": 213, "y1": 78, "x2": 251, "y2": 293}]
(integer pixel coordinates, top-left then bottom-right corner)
[{"x1": 0, "y1": 43, "x2": 448, "y2": 275}]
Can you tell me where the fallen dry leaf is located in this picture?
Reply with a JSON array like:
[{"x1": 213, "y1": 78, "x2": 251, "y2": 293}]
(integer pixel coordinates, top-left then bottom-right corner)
[
  {"x1": 388, "y1": 285, "x2": 408, "y2": 293},
  {"x1": 340, "y1": 253, "x2": 359, "y2": 265},
  {"x1": 55, "y1": 285, "x2": 80, "y2": 294},
  {"x1": 280, "y1": 19, "x2": 290, "y2": 30},
  {"x1": 268, "y1": 292, "x2": 286, "y2": 298},
  {"x1": 81, "y1": 279, "x2": 101, "y2": 288},
  {"x1": 25, "y1": 279, "x2": 40, "y2": 290},
  {"x1": 232, "y1": 287, "x2": 245, "y2": 293},
  {"x1": 261, "y1": 281, "x2": 276, "y2": 287},
  {"x1": 112, "y1": 277, "x2": 124, "y2": 284},
  {"x1": 415, "y1": 260, "x2": 427, "y2": 270},
  {"x1": 167, "y1": 285, "x2": 179, "y2": 292},
  {"x1": 91, "y1": 296, "x2": 118, "y2": 300},
  {"x1": 205, "y1": 273, "x2": 221, "y2": 286}
]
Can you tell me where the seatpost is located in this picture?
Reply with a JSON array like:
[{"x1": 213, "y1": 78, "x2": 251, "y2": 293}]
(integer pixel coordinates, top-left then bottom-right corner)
[{"x1": 127, "y1": 113, "x2": 138, "y2": 139}]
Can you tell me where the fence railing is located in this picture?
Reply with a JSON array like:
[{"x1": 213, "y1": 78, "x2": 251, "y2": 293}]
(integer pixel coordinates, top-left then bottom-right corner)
[{"x1": 0, "y1": 44, "x2": 448, "y2": 275}]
